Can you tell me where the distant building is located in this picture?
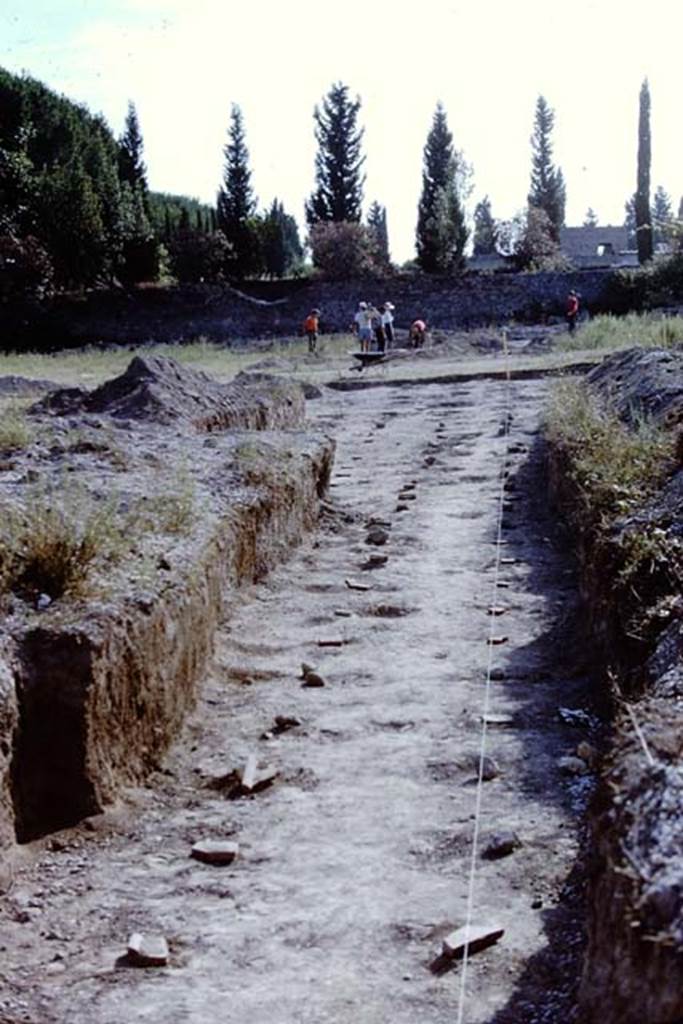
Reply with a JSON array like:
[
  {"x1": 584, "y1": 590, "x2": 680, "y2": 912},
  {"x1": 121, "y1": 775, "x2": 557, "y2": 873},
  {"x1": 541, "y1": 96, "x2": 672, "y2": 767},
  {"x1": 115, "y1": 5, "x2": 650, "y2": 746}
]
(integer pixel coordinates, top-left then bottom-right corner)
[{"x1": 560, "y1": 226, "x2": 638, "y2": 268}]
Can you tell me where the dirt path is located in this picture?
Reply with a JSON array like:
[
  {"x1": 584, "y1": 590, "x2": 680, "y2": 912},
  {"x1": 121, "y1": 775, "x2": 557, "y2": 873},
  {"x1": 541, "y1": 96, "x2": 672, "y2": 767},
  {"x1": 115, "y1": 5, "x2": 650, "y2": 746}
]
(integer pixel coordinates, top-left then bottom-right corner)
[{"x1": 0, "y1": 378, "x2": 597, "y2": 1024}]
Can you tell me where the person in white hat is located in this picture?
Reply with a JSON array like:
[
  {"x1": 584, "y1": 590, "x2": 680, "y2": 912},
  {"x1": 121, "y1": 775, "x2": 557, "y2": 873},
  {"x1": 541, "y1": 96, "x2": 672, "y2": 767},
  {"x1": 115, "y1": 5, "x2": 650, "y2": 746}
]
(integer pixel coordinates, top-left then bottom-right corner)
[
  {"x1": 352, "y1": 301, "x2": 374, "y2": 352},
  {"x1": 381, "y1": 302, "x2": 395, "y2": 348}
]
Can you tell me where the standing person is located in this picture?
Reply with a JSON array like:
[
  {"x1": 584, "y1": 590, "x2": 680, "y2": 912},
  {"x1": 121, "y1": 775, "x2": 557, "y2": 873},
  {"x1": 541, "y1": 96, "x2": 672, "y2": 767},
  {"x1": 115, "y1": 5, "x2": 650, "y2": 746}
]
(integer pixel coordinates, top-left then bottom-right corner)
[
  {"x1": 303, "y1": 308, "x2": 321, "y2": 353},
  {"x1": 410, "y1": 318, "x2": 427, "y2": 348},
  {"x1": 381, "y1": 302, "x2": 395, "y2": 348},
  {"x1": 352, "y1": 301, "x2": 373, "y2": 352},
  {"x1": 566, "y1": 289, "x2": 580, "y2": 334},
  {"x1": 369, "y1": 303, "x2": 385, "y2": 352}
]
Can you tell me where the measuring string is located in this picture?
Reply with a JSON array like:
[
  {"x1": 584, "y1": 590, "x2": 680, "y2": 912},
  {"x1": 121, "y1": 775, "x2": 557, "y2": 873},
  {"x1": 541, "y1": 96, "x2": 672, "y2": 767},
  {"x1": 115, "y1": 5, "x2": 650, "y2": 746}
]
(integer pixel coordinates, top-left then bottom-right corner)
[{"x1": 456, "y1": 329, "x2": 513, "y2": 1024}]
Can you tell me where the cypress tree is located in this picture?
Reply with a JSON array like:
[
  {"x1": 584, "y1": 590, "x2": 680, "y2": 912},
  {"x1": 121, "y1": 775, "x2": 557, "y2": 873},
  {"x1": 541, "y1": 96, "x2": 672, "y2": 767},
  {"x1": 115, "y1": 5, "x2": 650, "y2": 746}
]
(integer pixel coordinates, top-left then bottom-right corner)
[
  {"x1": 472, "y1": 196, "x2": 497, "y2": 255},
  {"x1": 118, "y1": 101, "x2": 148, "y2": 193},
  {"x1": 583, "y1": 207, "x2": 599, "y2": 227},
  {"x1": 216, "y1": 104, "x2": 261, "y2": 278},
  {"x1": 367, "y1": 201, "x2": 390, "y2": 265},
  {"x1": 415, "y1": 103, "x2": 468, "y2": 273},
  {"x1": 528, "y1": 95, "x2": 566, "y2": 241},
  {"x1": 305, "y1": 82, "x2": 365, "y2": 225},
  {"x1": 635, "y1": 79, "x2": 653, "y2": 264}
]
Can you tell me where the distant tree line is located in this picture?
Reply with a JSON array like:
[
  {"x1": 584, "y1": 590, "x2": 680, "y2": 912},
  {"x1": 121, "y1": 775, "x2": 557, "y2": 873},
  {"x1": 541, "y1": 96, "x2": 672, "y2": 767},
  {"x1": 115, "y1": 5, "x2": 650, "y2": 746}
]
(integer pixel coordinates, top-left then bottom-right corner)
[{"x1": 1, "y1": 66, "x2": 679, "y2": 300}]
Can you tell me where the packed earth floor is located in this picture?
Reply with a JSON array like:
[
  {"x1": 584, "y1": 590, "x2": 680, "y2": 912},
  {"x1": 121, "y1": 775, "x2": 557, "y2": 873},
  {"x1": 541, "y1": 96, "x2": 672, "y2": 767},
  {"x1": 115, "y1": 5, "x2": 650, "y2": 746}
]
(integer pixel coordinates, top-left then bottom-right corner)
[{"x1": 1, "y1": 375, "x2": 600, "y2": 1024}]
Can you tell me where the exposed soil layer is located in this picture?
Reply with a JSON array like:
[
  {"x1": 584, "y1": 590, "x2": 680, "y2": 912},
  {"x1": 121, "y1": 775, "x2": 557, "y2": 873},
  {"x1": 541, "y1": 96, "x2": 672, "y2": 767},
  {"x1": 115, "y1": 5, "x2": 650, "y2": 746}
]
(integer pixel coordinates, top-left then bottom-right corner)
[
  {"x1": 0, "y1": 375, "x2": 598, "y2": 1023},
  {"x1": 546, "y1": 348, "x2": 683, "y2": 1024},
  {"x1": 0, "y1": 357, "x2": 334, "y2": 845}
]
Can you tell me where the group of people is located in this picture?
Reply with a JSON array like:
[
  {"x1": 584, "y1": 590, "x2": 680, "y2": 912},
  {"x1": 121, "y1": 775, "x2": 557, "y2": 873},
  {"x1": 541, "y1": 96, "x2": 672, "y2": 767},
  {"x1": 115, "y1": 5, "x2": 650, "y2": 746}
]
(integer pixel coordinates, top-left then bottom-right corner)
[
  {"x1": 303, "y1": 301, "x2": 427, "y2": 354},
  {"x1": 351, "y1": 301, "x2": 395, "y2": 353}
]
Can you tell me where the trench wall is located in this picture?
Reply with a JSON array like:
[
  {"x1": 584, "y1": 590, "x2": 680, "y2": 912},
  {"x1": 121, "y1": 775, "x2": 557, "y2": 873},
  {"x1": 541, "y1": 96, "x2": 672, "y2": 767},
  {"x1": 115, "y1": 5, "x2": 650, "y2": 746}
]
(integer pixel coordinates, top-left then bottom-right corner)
[{"x1": 545, "y1": 348, "x2": 683, "y2": 1024}]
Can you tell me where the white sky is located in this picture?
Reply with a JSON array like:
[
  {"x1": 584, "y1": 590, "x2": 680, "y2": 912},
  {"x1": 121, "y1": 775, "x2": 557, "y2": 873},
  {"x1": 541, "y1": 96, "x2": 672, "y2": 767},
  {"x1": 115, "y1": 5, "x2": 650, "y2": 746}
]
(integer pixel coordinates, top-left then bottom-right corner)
[{"x1": 2, "y1": 0, "x2": 682, "y2": 261}]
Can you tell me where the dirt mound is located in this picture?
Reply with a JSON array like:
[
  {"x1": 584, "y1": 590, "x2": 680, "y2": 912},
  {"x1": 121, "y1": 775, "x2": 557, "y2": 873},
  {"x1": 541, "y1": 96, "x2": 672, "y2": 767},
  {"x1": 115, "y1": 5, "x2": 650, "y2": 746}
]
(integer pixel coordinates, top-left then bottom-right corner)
[
  {"x1": 587, "y1": 347, "x2": 683, "y2": 425},
  {"x1": 0, "y1": 375, "x2": 56, "y2": 396},
  {"x1": 32, "y1": 355, "x2": 306, "y2": 431}
]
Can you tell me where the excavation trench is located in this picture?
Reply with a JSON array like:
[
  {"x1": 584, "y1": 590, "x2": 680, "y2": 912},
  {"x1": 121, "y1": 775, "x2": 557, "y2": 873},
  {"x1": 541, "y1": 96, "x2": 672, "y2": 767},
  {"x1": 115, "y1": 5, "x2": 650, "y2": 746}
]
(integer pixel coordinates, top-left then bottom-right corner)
[{"x1": 0, "y1": 376, "x2": 596, "y2": 1024}]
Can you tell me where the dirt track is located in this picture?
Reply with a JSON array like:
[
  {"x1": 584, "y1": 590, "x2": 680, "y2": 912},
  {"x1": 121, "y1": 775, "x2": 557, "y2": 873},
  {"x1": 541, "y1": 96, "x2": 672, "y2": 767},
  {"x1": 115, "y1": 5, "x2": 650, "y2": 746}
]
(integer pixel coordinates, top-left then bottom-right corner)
[{"x1": 0, "y1": 376, "x2": 598, "y2": 1023}]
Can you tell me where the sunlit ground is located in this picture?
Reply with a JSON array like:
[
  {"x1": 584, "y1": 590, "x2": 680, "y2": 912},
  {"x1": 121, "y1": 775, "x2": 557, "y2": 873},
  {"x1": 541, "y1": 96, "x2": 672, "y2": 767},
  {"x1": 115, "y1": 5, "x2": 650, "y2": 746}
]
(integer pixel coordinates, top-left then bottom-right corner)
[{"x1": 0, "y1": 311, "x2": 679, "y2": 390}]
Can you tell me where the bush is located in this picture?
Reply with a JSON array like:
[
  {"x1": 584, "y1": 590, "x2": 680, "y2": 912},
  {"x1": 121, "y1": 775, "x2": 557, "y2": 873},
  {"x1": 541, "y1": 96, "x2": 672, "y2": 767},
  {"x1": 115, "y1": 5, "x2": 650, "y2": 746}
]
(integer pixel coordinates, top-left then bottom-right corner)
[
  {"x1": 0, "y1": 233, "x2": 54, "y2": 301},
  {"x1": 308, "y1": 221, "x2": 385, "y2": 279},
  {"x1": 167, "y1": 229, "x2": 232, "y2": 284},
  {"x1": 602, "y1": 253, "x2": 683, "y2": 314}
]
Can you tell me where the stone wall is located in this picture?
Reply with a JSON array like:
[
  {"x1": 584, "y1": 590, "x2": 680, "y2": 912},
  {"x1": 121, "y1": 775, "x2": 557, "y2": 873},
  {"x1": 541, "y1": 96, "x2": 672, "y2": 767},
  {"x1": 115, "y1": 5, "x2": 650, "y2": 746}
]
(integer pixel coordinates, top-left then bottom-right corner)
[{"x1": 1, "y1": 269, "x2": 615, "y2": 351}]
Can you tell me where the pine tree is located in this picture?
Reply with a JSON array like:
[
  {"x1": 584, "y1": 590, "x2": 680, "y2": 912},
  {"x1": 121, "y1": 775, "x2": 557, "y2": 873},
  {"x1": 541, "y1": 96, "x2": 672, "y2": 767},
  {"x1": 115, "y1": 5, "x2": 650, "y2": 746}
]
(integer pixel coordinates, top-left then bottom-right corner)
[
  {"x1": 583, "y1": 207, "x2": 599, "y2": 227},
  {"x1": 118, "y1": 101, "x2": 148, "y2": 193},
  {"x1": 635, "y1": 79, "x2": 653, "y2": 264},
  {"x1": 415, "y1": 104, "x2": 469, "y2": 273},
  {"x1": 528, "y1": 95, "x2": 566, "y2": 241},
  {"x1": 472, "y1": 196, "x2": 497, "y2": 255},
  {"x1": 652, "y1": 185, "x2": 673, "y2": 246},
  {"x1": 367, "y1": 201, "x2": 390, "y2": 266},
  {"x1": 305, "y1": 82, "x2": 365, "y2": 225},
  {"x1": 216, "y1": 104, "x2": 261, "y2": 278}
]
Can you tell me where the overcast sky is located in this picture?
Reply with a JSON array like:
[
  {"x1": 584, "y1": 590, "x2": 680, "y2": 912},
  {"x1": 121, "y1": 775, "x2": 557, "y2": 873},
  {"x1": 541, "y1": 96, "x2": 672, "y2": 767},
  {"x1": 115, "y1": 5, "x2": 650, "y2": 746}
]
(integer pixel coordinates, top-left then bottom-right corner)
[{"x1": 2, "y1": 0, "x2": 682, "y2": 261}]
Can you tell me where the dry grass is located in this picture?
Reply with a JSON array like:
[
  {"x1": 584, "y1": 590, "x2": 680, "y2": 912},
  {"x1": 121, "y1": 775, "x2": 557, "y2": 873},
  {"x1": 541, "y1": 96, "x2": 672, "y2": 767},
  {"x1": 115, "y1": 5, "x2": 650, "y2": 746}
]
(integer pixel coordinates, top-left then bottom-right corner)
[
  {"x1": 544, "y1": 379, "x2": 680, "y2": 602},
  {"x1": 545, "y1": 379, "x2": 675, "y2": 525},
  {"x1": 0, "y1": 402, "x2": 34, "y2": 451},
  {"x1": 0, "y1": 488, "x2": 126, "y2": 600},
  {"x1": 558, "y1": 313, "x2": 683, "y2": 353}
]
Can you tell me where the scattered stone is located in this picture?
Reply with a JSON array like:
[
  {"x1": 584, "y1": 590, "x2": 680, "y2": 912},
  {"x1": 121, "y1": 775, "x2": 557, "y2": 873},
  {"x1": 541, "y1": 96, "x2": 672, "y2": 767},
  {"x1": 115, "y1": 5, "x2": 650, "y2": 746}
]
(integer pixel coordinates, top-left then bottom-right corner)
[
  {"x1": 480, "y1": 756, "x2": 501, "y2": 781},
  {"x1": 500, "y1": 557, "x2": 518, "y2": 565},
  {"x1": 316, "y1": 638, "x2": 344, "y2": 648},
  {"x1": 487, "y1": 605, "x2": 507, "y2": 616},
  {"x1": 531, "y1": 897, "x2": 543, "y2": 909},
  {"x1": 334, "y1": 609, "x2": 352, "y2": 617},
  {"x1": 191, "y1": 839, "x2": 239, "y2": 865},
  {"x1": 273, "y1": 715, "x2": 302, "y2": 734},
  {"x1": 366, "y1": 527, "x2": 389, "y2": 546},
  {"x1": 490, "y1": 668, "x2": 506, "y2": 681},
  {"x1": 488, "y1": 636, "x2": 509, "y2": 646},
  {"x1": 301, "y1": 664, "x2": 326, "y2": 687},
  {"x1": 36, "y1": 593, "x2": 52, "y2": 611},
  {"x1": 366, "y1": 517, "x2": 391, "y2": 528},
  {"x1": 395, "y1": 504, "x2": 409, "y2": 512},
  {"x1": 361, "y1": 553, "x2": 388, "y2": 570},
  {"x1": 482, "y1": 831, "x2": 520, "y2": 860},
  {"x1": 577, "y1": 740, "x2": 598, "y2": 767},
  {"x1": 345, "y1": 578, "x2": 371, "y2": 592},
  {"x1": 397, "y1": 492, "x2": 416, "y2": 501},
  {"x1": 424, "y1": 456, "x2": 436, "y2": 466},
  {"x1": 441, "y1": 923, "x2": 505, "y2": 960},
  {"x1": 240, "y1": 754, "x2": 258, "y2": 792},
  {"x1": 558, "y1": 755, "x2": 589, "y2": 776},
  {"x1": 127, "y1": 933, "x2": 169, "y2": 968},
  {"x1": 482, "y1": 712, "x2": 514, "y2": 726}
]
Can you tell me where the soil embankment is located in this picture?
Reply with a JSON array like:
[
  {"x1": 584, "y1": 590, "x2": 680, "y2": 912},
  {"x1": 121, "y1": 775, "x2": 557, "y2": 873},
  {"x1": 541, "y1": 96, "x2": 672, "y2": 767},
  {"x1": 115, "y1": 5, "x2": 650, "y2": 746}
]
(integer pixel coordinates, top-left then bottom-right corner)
[
  {"x1": 546, "y1": 347, "x2": 683, "y2": 1024},
  {"x1": 0, "y1": 372, "x2": 598, "y2": 1023},
  {"x1": 0, "y1": 356, "x2": 333, "y2": 847}
]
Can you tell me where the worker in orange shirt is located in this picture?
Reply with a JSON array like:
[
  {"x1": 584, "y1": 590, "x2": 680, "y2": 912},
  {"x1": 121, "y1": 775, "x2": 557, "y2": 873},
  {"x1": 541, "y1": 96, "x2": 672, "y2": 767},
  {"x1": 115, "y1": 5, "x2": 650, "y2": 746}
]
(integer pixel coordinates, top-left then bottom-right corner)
[
  {"x1": 303, "y1": 308, "x2": 321, "y2": 353},
  {"x1": 566, "y1": 290, "x2": 580, "y2": 334}
]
